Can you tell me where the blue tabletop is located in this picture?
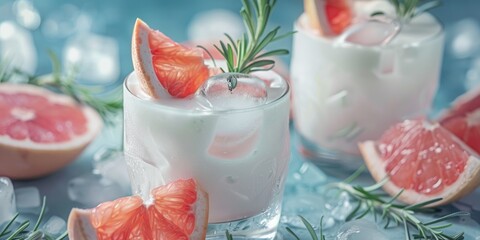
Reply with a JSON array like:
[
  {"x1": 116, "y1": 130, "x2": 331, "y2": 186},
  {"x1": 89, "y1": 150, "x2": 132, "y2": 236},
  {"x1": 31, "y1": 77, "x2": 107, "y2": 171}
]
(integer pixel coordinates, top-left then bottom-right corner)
[{"x1": 4, "y1": 0, "x2": 480, "y2": 239}]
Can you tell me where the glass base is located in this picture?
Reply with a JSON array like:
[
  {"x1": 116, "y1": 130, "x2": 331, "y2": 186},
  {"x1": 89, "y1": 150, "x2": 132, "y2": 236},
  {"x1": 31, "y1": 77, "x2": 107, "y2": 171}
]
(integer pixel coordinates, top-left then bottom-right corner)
[
  {"x1": 206, "y1": 200, "x2": 281, "y2": 240},
  {"x1": 295, "y1": 133, "x2": 364, "y2": 175}
]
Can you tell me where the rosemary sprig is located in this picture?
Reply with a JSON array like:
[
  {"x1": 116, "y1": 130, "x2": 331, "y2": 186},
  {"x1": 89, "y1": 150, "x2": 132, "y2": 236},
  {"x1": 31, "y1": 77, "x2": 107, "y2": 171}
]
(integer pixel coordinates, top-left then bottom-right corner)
[
  {"x1": 0, "y1": 197, "x2": 68, "y2": 240},
  {"x1": 325, "y1": 167, "x2": 467, "y2": 240},
  {"x1": 386, "y1": 0, "x2": 441, "y2": 21},
  {"x1": 0, "y1": 51, "x2": 123, "y2": 124},
  {"x1": 200, "y1": 0, "x2": 293, "y2": 76}
]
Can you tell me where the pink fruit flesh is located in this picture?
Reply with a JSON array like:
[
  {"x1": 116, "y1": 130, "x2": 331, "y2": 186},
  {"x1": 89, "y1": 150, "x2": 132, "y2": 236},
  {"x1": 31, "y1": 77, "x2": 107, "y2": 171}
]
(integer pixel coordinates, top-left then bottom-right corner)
[{"x1": 0, "y1": 92, "x2": 88, "y2": 143}]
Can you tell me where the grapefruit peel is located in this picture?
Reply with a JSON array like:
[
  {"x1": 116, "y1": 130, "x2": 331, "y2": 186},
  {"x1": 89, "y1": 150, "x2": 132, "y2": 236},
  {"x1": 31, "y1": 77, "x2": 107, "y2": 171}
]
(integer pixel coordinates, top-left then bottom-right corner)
[
  {"x1": 67, "y1": 179, "x2": 209, "y2": 240},
  {"x1": 359, "y1": 119, "x2": 480, "y2": 206}
]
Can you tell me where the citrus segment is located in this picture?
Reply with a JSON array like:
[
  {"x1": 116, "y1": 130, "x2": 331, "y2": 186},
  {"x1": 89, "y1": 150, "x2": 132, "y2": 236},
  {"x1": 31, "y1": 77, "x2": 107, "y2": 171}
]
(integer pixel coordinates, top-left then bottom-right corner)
[
  {"x1": 304, "y1": 0, "x2": 352, "y2": 35},
  {"x1": 0, "y1": 84, "x2": 102, "y2": 179},
  {"x1": 439, "y1": 87, "x2": 480, "y2": 154},
  {"x1": 360, "y1": 118, "x2": 480, "y2": 206},
  {"x1": 132, "y1": 19, "x2": 210, "y2": 98},
  {"x1": 68, "y1": 179, "x2": 209, "y2": 240}
]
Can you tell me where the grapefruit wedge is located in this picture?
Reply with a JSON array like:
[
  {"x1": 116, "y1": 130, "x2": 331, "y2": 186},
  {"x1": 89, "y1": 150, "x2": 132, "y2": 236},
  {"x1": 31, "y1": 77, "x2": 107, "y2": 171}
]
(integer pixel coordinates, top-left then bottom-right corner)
[
  {"x1": 132, "y1": 18, "x2": 211, "y2": 98},
  {"x1": 0, "y1": 83, "x2": 102, "y2": 179},
  {"x1": 439, "y1": 87, "x2": 480, "y2": 154},
  {"x1": 304, "y1": 0, "x2": 352, "y2": 35},
  {"x1": 359, "y1": 118, "x2": 480, "y2": 206},
  {"x1": 68, "y1": 178, "x2": 209, "y2": 240}
]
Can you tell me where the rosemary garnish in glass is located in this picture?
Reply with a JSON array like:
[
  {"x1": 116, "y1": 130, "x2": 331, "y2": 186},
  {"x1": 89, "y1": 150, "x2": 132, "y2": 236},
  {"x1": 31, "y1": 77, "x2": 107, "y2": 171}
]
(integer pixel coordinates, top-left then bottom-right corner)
[
  {"x1": 199, "y1": 0, "x2": 293, "y2": 77},
  {"x1": 374, "y1": 0, "x2": 441, "y2": 21},
  {"x1": 0, "y1": 51, "x2": 122, "y2": 124}
]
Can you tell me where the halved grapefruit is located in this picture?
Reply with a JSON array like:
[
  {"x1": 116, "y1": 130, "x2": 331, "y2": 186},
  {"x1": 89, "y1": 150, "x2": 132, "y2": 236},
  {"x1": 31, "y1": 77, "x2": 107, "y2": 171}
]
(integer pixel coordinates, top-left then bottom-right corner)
[
  {"x1": 132, "y1": 18, "x2": 211, "y2": 98},
  {"x1": 0, "y1": 83, "x2": 102, "y2": 179},
  {"x1": 439, "y1": 87, "x2": 480, "y2": 154},
  {"x1": 68, "y1": 178, "x2": 209, "y2": 240},
  {"x1": 304, "y1": 0, "x2": 352, "y2": 35},
  {"x1": 359, "y1": 118, "x2": 480, "y2": 206}
]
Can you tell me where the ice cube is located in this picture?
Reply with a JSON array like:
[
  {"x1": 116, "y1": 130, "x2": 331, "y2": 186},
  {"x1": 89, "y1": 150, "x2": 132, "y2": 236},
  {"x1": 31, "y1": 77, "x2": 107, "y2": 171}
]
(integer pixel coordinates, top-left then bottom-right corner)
[
  {"x1": 325, "y1": 191, "x2": 354, "y2": 221},
  {"x1": 337, "y1": 18, "x2": 401, "y2": 46},
  {"x1": 93, "y1": 148, "x2": 131, "y2": 192},
  {"x1": 67, "y1": 173, "x2": 126, "y2": 207},
  {"x1": 449, "y1": 19, "x2": 480, "y2": 59},
  {"x1": 0, "y1": 177, "x2": 16, "y2": 225},
  {"x1": 281, "y1": 193, "x2": 335, "y2": 230},
  {"x1": 465, "y1": 57, "x2": 480, "y2": 90},
  {"x1": 12, "y1": 0, "x2": 41, "y2": 30},
  {"x1": 187, "y1": 9, "x2": 243, "y2": 43},
  {"x1": 287, "y1": 162, "x2": 327, "y2": 193},
  {"x1": 63, "y1": 33, "x2": 120, "y2": 84},
  {"x1": 42, "y1": 4, "x2": 91, "y2": 38},
  {"x1": 42, "y1": 216, "x2": 66, "y2": 236},
  {"x1": 0, "y1": 21, "x2": 37, "y2": 75},
  {"x1": 199, "y1": 73, "x2": 267, "y2": 110},
  {"x1": 336, "y1": 219, "x2": 388, "y2": 240},
  {"x1": 15, "y1": 186, "x2": 40, "y2": 210}
]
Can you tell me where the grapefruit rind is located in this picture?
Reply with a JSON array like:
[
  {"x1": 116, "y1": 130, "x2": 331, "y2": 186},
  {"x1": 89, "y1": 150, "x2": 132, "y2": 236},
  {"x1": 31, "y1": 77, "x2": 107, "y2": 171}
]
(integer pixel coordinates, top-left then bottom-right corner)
[
  {"x1": 0, "y1": 83, "x2": 102, "y2": 179},
  {"x1": 359, "y1": 141, "x2": 480, "y2": 206},
  {"x1": 67, "y1": 180, "x2": 209, "y2": 240},
  {"x1": 132, "y1": 18, "x2": 170, "y2": 98}
]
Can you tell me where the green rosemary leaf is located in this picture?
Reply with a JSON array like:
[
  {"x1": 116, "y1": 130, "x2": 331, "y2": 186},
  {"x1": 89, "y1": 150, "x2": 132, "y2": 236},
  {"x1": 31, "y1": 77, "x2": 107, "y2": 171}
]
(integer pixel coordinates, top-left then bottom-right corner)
[
  {"x1": 225, "y1": 230, "x2": 234, "y2": 240},
  {"x1": 272, "y1": 30, "x2": 296, "y2": 42},
  {"x1": 404, "y1": 198, "x2": 443, "y2": 210},
  {"x1": 346, "y1": 201, "x2": 362, "y2": 221},
  {"x1": 423, "y1": 212, "x2": 470, "y2": 226},
  {"x1": 196, "y1": 45, "x2": 217, "y2": 67},
  {"x1": 344, "y1": 165, "x2": 366, "y2": 184},
  {"x1": 319, "y1": 216, "x2": 326, "y2": 240},
  {"x1": 240, "y1": 59, "x2": 274, "y2": 73},
  {"x1": 285, "y1": 227, "x2": 301, "y2": 240},
  {"x1": 403, "y1": 218, "x2": 412, "y2": 240},
  {"x1": 299, "y1": 216, "x2": 318, "y2": 240},
  {"x1": 224, "y1": 33, "x2": 239, "y2": 54},
  {"x1": 241, "y1": 0, "x2": 252, "y2": 16},
  {"x1": 6, "y1": 221, "x2": 29, "y2": 240},
  {"x1": 429, "y1": 223, "x2": 453, "y2": 230},
  {"x1": 415, "y1": 0, "x2": 442, "y2": 15},
  {"x1": 33, "y1": 196, "x2": 47, "y2": 231},
  {"x1": 0, "y1": 213, "x2": 19, "y2": 237},
  {"x1": 55, "y1": 231, "x2": 69, "y2": 240},
  {"x1": 256, "y1": 49, "x2": 289, "y2": 59},
  {"x1": 252, "y1": 26, "x2": 280, "y2": 57},
  {"x1": 363, "y1": 177, "x2": 388, "y2": 192}
]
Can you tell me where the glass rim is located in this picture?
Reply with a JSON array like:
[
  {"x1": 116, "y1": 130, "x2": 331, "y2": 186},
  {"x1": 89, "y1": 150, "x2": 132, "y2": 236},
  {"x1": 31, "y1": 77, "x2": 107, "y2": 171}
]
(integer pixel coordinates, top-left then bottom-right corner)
[
  {"x1": 124, "y1": 70, "x2": 290, "y2": 115},
  {"x1": 294, "y1": 12, "x2": 445, "y2": 49}
]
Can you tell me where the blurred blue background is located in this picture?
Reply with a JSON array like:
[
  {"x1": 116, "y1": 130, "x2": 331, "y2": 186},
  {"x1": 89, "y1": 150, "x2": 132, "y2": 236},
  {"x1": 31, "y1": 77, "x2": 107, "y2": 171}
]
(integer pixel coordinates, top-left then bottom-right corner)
[
  {"x1": 2, "y1": 0, "x2": 480, "y2": 231},
  {"x1": 1, "y1": 0, "x2": 480, "y2": 112}
]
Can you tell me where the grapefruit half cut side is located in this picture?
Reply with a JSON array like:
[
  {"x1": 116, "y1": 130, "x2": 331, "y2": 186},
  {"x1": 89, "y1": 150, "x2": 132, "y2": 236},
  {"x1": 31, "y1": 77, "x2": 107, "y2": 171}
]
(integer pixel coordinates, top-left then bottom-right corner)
[
  {"x1": 359, "y1": 118, "x2": 480, "y2": 206},
  {"x1": 68, "y1": 178, "x2": 209, "y2": 240},
  {"x1": 0, "y1": 83, "x2": 102, "y2": 179},
  {"x1": 132, "y1": 18, "x2": 211, "y2": 98}
]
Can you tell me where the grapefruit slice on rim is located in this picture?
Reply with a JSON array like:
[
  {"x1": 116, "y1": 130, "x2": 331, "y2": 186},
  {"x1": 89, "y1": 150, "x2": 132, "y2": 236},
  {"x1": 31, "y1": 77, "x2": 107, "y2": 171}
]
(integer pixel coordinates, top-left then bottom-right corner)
[
  {"x1": 304, "y1": 0, "x2": 352, "y2": 35},
  {"x1": 439, "y1": 87, "x2": 480, "y2": 154},
  {"x1": 0, "y1": 83, "x2": 102, "y2": 179},
  {"x1": 68, "y1": 178, "x2": 209, "y2": 240},
  {"x1": 132, "y1": 18, "x2": 211, "y2": 98},
  {"x1": 359, "y1": 118, "x2": 480, "y2": 206}
]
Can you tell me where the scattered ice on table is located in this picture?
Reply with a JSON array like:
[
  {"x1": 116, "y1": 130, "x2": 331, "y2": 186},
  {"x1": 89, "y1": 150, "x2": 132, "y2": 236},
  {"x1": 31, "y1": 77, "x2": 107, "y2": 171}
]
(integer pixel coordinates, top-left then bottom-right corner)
[
  {"x1": 67, "y1": 173, "x2": 126, "y2": 207},
  {"x1": 63, "y1": 33, "x2": 120, "y2": 84},
  {"x1": 12, "y1": 0, "x2": 41, "y2": 30},
  {"x1": 448, "y1": 19, "x2": 480, "y2": 59},
  {"x1": 42, "y1": 216, "x2": 66, "y2": 236},
  {"x1": 15, "y1": 186, "x2": 40, "y2": 210},
  {"x1": 93, "y1": 148, "x2": 131, "y2": 192},
  {"x1": 187, "y1": 9, "x2": 243, "y2": 43},
  {"x1": 336, "y1": 219, "x2": 389, "y2": 240},
  {"x1": 0, "y1": 177, "x2": 16, "y2": 225},
  {"x1": 325, "y1": 191, "x2": 354, "y2": 221},
  {"x1": 0, "y1": 21, "x2": 37, "y2": 76},
  {"x1": 42, "y1": 4, "x2": 91, "y2": 38},
  {"x1": 281, "y1": 193, "x2": 335, "y2": 230},
  {"x1": 287, "y1": 162, "x2": 327, "y2": 193}
]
